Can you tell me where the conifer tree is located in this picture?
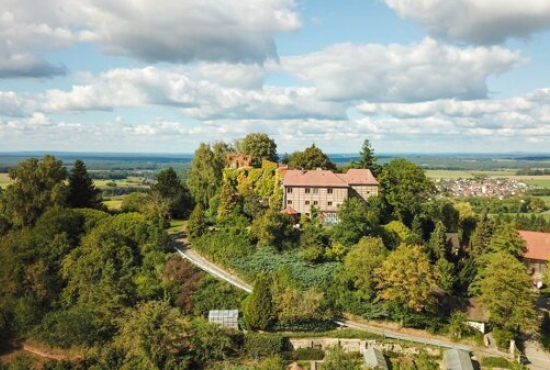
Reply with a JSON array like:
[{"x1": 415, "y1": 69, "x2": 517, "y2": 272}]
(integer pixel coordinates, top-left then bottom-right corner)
[
  {"x1": 488, "y1": 222, "x2": 526, "y2": 257},
  {"x1": 242, "y1": 273, "x2": 275, "y2": 330},
  {"x1": 67, "y1": 159, "x2": 101, "y2": 209},
  {"x1": 187, "y1": 203, "x2": 206, "y2": 240}
]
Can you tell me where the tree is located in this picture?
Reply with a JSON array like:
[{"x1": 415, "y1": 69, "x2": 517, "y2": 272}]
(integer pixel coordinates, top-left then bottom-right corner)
[
  {"x1": 67, "y1": 159, "x2": 102, "y2": 209},
  {"x1": 427, "y1": 221, "x2": 448, "y2": 261},
  {"x1": 475, "y1": 252, "x2": 538, "y2": 333},
  {"x1": 189, "y1": 318, "x2": 234, "y2": 365},
  {"x1": 375, "y1": 245, "x2": 437, "y2": 313},
  {"x1": 287, "y1": 144, "x2": 337, "y2": 171},
  {"x1": 351, "y1": 139, "x2": 381, "y2": 176},
  {"x1": 488, "y1": 222, "x2": 526, "y2": 257},
  {"x1": 121, "y1": 192, "x2": 149, "y2": 213},
  {"x1": 251, "y1": 209, "x2": 293, "y2": 250},
  {"x1": 187, "y1": 143, "x2": 224, "y2": 207},
  {"x1": 115, "y1": 300, "x2": 191, "y2": 370},
  {"x1": 332, "y1": 198, "x2": 373, "y2": 246},
  {"x1": 470, "y1": 212, "x2": 494, "y2": 258},
  {"x1": 275, "y1": 287, "x2": 332, "y2": 326},
  {"x1": 242, "y1": 273, "x2": 276, "y2": 330},
  {"x1": 238, "y1": 133, "x2": 278, "y2": 163},
  {"x1": 0, "y1": 155, "x2": 68, "y2": 226},
  {"x1": 322, "y1": 346, "x2": 363, "y2": 370},
  {"x1": 187, "y1": 204, "x2": 206, "y2": 240},
  {"x1": 378, "y1": 159, "x2": 435, "y2": 226},
  {"x1": 152, "y1": 167, "x2": 193, "y2": 219},
  {"x1": 344, "y1": 237, "x2": 387, "y2": 300}
]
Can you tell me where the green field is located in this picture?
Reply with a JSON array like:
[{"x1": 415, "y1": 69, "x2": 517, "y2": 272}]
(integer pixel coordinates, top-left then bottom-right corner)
[
  {"x1": 167, "y1": 219, "x2": 186, "y2": 235},
  {"x1": 94, "y1": 177, "x2": 150, "y2": 190},
  {"x1": 0, "y1": 173, "x2": 12, "y2": 188},
  {"x1": 103, "y1": 200, "x2": 123, "y2": 211},
  {"x1": 525, "y1": 179, "x2": 550, "y2": 189}
]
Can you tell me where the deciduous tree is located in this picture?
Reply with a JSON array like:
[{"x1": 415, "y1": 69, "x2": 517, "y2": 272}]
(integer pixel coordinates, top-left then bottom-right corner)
[
  {"x1": 238, "y1": 133, "x2": 278, "y2": 163},
  {"x1": 287, "y1": 144, "x2": 337, "y2": 171},
  {"x1": 344, "y1": 237, "x2": 387, "y2": 300},
  {"x1": 187, "y1": 143, "x2": 224, "y2": 207},
  {"x1": 375, "y1": 245, "x2": 437, "y2": 313}
]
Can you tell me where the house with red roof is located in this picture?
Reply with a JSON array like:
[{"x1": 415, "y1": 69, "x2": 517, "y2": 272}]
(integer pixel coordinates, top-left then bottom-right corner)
[
  {"x1": 519, "y1": 230, "x2": 550, "y2": 282},
  {"x1": 282, "y1": 168, "x2": 379, "y2": 224}
]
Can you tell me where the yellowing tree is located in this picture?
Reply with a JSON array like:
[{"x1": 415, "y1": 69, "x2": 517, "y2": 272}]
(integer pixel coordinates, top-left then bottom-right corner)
[{"x1": 375, "y1": 245, "x2": 437, "y2": 313}]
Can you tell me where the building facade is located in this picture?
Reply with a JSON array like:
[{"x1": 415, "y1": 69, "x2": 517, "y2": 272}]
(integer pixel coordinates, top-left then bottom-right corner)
[
  {"x1": 519, "y1": 230, "x2": 550, "y2": 283},
  {"x1": 282, "y1": 168, "x2": 379, "y2": 223}
]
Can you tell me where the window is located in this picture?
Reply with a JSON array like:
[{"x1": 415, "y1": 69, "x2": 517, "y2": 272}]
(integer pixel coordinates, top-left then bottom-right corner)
[
  {"x1": 313, "y1": 188, "x2": 319, "y2": 194},
  {"x1": 313, "y1": 201, "x2": 318, "y2": 205},
  {"x1": 287, "y1": 187, "x2": 293, "y2": 193},
  {"x1": 328, "y1": 201, "x2": 333, "y2": 206},
  {"x1": 305, "y1": 201, "x2": 310, "y2": 205},
  {"x1": 287, "y1": 200, "x2": 292, "y2": 205},
  {"x1": 305, "y1": 188, "x2": 311, "y2": 194},
  {"x1": 327, "y1": 188, "x2": 333, "y2": 194}
]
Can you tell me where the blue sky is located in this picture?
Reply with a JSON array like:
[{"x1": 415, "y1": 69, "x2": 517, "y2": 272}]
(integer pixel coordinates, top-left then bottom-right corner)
[{"x1": 1, "y1": 0, "x2": 550, "y2": 154}]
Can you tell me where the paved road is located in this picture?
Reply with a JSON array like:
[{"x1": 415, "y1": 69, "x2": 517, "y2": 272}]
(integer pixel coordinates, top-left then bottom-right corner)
[
  {"x1": 174, "y1": 243, "x2": 252, "y2": 293},
  {"x1": 525, "y1": 340, "x2": 550, "y2": 370}
]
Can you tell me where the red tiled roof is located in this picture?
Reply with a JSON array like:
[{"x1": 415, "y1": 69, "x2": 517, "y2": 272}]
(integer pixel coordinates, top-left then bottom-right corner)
[
  {"x1": 520, "y1": 230, "x2": 550, "y2": 261},
  {"x1": 283, "y1": 168, "x2": 379, "y2": 187},
  {"x1": 283, "y1": 169, "x2": 348, "y2": 187},
  {"x1": 281, "y1": 205, "x2": 299, "y2": 215},
  {"x1": 337, "y1": 169, "x2": 379, "y2": 185}
]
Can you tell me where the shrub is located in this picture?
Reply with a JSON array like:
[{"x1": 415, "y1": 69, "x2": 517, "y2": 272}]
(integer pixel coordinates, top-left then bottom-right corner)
[
  {"x1": 481, "y1": 356, "x2": 513, "y2": 368},
  {"x1": 243, "y1": 333, "x2": 284, "y2": 358},
  {"x1": 288, "y1": 348, "x2": 325, "y2": 361},
  {"x1": 492, "y1": 327, "x2": 515, "y2": 349}
]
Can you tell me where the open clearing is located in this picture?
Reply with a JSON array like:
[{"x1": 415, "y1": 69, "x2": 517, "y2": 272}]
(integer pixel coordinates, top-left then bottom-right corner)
[
  {"x1": 0, "y1": 173, "x2": 12, "y2": 188},
  {"x1": 93, "y1": 176, "x2": 150, "y2": 190}
]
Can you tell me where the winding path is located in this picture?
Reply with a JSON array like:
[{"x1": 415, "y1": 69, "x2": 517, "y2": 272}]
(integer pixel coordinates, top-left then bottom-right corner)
[{"x1": 173, "y1": 238, "x2": 477, "y2": 352}]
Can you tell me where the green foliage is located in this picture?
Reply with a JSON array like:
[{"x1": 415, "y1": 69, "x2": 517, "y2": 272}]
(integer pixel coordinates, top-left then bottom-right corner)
[
  {"x1": 152, "y1": 167, "x2": 193, "y2": 218},
  {"x1": 287, "y1": 144, "x2": 337, "y2": 171},
  {"x1": 488, "y1": 222, "x2": 526, "y2": 257},
  {"x1": 375, "y1": 245, "x2": 437, "y2": 314},
  {"x1": 481, "y1": 356, "x2": 515, "y2": 369},
  {"x1": 191, "y1": 275, "x2": 247, "y2": 317},
  {"x1": 67, "y1": 159, "x2": 102, "y2": 209},
  {"x1": 474, "y1": 252, "x2": 538, "y2": 333},
  {"x1": 447, "y1": 310, "x2": 469, "y2": 338},
  {"x1": 192, "y1": 223, "x2": 254, "y2": 262},
  {"x1": 251, "y1": 209, "x2": 294, "y2": 250},
  {"x1": 288, "y1": 348, "x2": 325, "y2": 361},
  {"x1": 114, "y1": 300, "x2": 191, "y2": 370},
  {"x1": 378, "y1": 159, "x2": 435, "y2": 226},
  {"x1": 344, "y1": 237, "x2": 387, "y2": 300},
  {"x1": 188, "y1": 143, "x2": 224, "y2": 206},
  {"x1": 274, "y1": 287, "x2": 333, "y2": 328},
  {"x1": 242, "y1": 273, "x2": 276, "y2": 330},
  {"x1": 350, "y1": 139, "x2": 381, "y2": 176},
  {"x1": 322, "y1": 346, "x2": 363, "y2": 370},
  {"x1": 187, "y1": 203, "x2": 206, "y2": 239},
  {"x1": 469, "y1": 212, "x2": 494, "y2": 258},
  {"x1": 332, "y1": 198, "x2": 374, "y2": 246},
  {"x1": 238, "y1": 133, "x2": 278, "y2": 163},
  {"x1": 0, "y1": 155, "x2": 68, "y2": 226},
  {"x1": 190, "y1": 318, "x2": 235, "y2": 365},
  {"x1": 383, "y1": 221, "x2": 417, "y2": 249},
  {"x1": 242, "y1": 333, "x2": 283, "y2": 358},
  {"x1": 121, "y1": 192, "x2": 150, "y2": 213}
]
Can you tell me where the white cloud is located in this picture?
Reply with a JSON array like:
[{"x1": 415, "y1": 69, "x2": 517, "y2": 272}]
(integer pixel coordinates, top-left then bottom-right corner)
[
  {"x1": 282, "y1": 38, "x2": 524, "y2": 102},
  {"x1": 385, "y1": 0, "x2": 550, "y2": 44},
  {"x1": 1, "y1": 0, "x2": 300, "y2": 70},
  {"x1": 40, "y1": 66, "x2": 348, "y2": 120}
]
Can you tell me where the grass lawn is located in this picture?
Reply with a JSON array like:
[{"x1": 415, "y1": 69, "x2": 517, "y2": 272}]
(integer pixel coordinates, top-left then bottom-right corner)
[
  {"x1": 167, "y1": 219, "x2": 186, "y2": 235},
  {"x1": 525, "y1": 178, "x2": 550, "y2": 189},
  {"x1": 103, "y1": 200, "x2": 123, "y2": 211},
  {"x1": 0, "y1": 173, "x2": 12, "y2": 188},
  {"x1": 94, "y1": 177, "x2": 150, "y2": 190}
]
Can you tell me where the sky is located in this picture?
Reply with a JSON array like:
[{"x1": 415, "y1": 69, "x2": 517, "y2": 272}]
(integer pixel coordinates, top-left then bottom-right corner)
[{"x1": 1, "y1": 0, "x2": 550, "y2": 154}]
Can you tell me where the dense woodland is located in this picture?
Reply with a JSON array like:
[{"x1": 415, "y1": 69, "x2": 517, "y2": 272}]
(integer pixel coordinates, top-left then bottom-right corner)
[{"x1": 0, "y1": 134, "x2": 546, "y2": 369}]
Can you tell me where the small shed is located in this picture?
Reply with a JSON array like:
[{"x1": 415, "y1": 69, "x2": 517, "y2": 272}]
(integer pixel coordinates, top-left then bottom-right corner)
[
  {"x1": 208, "y1": 310, "x2": 239, "y2": 330},
  {"x1": 444, "y1": 349, "x2": 474, "y2": 370},
  {"x1": 363, "y1": 347, "x2": 389, "y2": 370}
]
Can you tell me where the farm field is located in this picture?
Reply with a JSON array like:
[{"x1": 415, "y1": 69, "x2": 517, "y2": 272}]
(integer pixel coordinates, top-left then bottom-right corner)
[
  {"x1": 0, "y1": 173, "x2": 12, "y2": 188},
  {"x1": 93, "y1": 176, "x2": 150, "y2": 190},
  {"x1": 425, "y1": 169, "x2": 550, "y2": 180},
  {"x1": 103, "y1": 200, "x2": 123, "y2": 211}
]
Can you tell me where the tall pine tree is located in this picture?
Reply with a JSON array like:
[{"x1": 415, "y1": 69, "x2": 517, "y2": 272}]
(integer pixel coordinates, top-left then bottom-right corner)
[{"x1": 67, "y1": 159, "x2": 101, "y2": 209}]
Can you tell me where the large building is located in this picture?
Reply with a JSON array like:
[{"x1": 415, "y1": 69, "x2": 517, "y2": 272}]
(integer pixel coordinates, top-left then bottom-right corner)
[
  {"x1": 519, "y1": 230, "x2": 550, "y2": 283},
  {"x1": 282, "y1": 168, "x2": 379, "y2": 223}
]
